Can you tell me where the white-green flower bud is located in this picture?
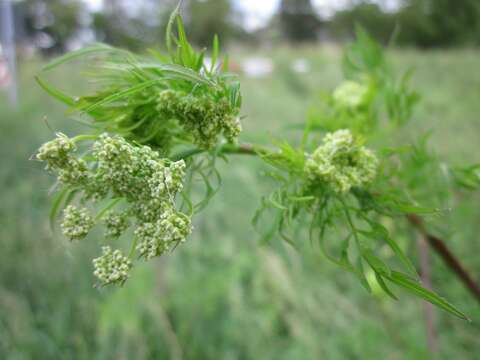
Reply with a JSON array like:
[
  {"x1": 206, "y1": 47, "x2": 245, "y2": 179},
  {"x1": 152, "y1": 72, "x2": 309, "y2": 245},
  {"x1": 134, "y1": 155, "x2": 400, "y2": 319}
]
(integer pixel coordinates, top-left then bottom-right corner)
[
  {"x1": 333, "y1": 81, "x2": 370, "y2": 108},
  {"x1": 156, "y1": 90, "x2": 241, "y2": 149},
  {"x1": 36, "y1": 132, "x2": 75, "y2": 170},
  {"x1": 305, "y1": 129, "x2": 378, "y2": 194},
  {"x1": 93, "y1": 246, "x2": 132, "y2": 285},
  {"x1": 61, "y1": 205, "x2": 94, "y2": 241},
  {"x1": 135, "y1": 206, "x2": 192, "y2": 260},
  {"x1": 103, "y1": 211, "x2": 130, "y2": 239}
]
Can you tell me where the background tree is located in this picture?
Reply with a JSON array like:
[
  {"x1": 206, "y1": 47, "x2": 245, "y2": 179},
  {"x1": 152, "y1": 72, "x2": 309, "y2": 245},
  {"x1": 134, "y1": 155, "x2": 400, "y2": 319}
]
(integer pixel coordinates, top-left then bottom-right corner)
[
  {"x1": 329, "y1": 0, "x2": 480, "y2": 47},
  {"x1": 395, "y1": 0, "x2": 480, "y2": 47},
  {"x1": 278, "y1": 0, "x2": 321, "y2": 43},
  {"x1": 19, "y1": 0, "x2": 86, "y2": 53},
  {"x1": 182, "y1": 0, "x2": 234, "y2": 47},
  {"x1": 91, "y1": 0, "x2": 166, "y2": 51},
  {"x1": 329, "y1": 3, "x2": 396, "y2": 44}
]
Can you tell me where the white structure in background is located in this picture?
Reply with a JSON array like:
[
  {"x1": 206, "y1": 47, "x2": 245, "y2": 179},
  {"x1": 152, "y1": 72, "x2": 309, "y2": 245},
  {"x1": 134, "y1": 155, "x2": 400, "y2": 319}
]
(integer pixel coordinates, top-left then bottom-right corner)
[
  {"x1": 241, "y1": 57, "x2": 274, "y2": 78},
  {"x1": 0, "y1": 0, "x2": 17, "y2": 106},
  {"x1": 0, "y1": 46, "x2": 12, "y2": 87},
  {"x1": 291, "y1": 58, "x2": 310, "y2": 74}
]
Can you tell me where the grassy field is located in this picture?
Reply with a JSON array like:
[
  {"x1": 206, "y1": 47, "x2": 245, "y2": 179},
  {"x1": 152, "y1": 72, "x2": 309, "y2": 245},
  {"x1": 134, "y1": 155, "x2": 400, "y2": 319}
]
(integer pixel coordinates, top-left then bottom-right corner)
[{"x1": 1, "y1": 46, "x2": 479, "y2": 359}]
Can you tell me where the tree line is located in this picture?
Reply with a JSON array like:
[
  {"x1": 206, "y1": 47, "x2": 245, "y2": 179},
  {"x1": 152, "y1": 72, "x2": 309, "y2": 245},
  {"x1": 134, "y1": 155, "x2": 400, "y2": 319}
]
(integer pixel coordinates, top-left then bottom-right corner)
[{"x1": 11, "y1": 0, "x2": 480, "y2": 53}]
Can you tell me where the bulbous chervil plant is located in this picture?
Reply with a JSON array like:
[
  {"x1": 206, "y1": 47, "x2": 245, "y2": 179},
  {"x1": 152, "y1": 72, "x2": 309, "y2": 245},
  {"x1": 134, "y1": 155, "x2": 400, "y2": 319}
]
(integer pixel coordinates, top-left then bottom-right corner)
[{"x1": 34, "y1": 8, "x2": 480, "y2": 319}]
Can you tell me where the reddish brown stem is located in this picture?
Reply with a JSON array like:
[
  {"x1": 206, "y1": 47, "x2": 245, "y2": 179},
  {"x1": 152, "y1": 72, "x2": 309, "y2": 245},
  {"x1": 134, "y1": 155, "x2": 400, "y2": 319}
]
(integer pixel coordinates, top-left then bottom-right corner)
[{"x1": 407, "y1": 214, "x2": 480, "y2": 302}]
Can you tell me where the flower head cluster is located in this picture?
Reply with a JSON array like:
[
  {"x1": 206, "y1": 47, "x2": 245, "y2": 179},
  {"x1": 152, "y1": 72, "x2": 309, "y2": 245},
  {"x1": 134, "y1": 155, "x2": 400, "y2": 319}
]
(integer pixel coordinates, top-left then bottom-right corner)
[
  {"x1": 93, "y1": 246, "x2": 132, "y2": 285},
  {"x1": 157, "y1": 90, "x2": 242, "y2": 149},
  {"x1": 333, "y1": 81, "x2": 370, "y2": 109},
  {"x1": 36, "y1": 132, "x2": 75, "y2": 169},
  {"x1": 92, "y1": 134, "x2": 186, "y2": 201},
  {"x1": 61, "y1": 205, "x2": 94, "y2": 241},
  {"x1": 305, "y1": 129, "x2": 378, "y2": 194},
  {"x1": 103, "y1": 211, "x2": 130, "y2": 239},
  {"x1": 36, "y1": 133, "x2": 90, "y2": 187},
  {"x1": 135, "y1": 207, "x2": 192, "y2": 259},
  {"x1": 37, "y1": 133, "x2": 193, "y2": 286}
]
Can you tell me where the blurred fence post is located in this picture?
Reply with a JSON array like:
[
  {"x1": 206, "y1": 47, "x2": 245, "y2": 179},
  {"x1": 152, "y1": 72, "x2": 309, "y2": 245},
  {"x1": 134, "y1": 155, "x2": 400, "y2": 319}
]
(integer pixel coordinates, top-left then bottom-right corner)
[{"x1": 0, "y1": 0, "x2": 17, "y2": 106}]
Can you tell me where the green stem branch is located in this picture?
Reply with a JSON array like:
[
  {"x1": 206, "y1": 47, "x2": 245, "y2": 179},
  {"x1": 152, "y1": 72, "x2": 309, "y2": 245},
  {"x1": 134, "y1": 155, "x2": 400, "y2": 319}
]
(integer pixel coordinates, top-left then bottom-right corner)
[
  {"x1": 172, "y1": 140, "x2": 480, "y2": 304},
  {"x1": 170, "y1": 142, "x2": 265, "y2": 161}
]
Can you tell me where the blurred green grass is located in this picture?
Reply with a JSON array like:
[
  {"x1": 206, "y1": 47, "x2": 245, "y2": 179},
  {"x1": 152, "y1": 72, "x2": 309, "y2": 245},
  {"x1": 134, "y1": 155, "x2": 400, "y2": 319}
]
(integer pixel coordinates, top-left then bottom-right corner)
[{"x1": 1, "y1": 47, "x2": 479, "y2": 359}]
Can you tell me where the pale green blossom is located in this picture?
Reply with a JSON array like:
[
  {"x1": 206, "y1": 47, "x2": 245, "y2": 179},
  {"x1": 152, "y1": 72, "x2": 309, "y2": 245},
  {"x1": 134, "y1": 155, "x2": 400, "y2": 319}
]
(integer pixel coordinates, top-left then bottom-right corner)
[
  {"x1": 36, "y1": 132, "x2": 75, "y2": 169},
  {"x1": 157, "y1": 90, "x2": 242, "y2": 149},
  {"x1": 61, "y1": 205, "x2": 94, "y2": 241},
  {"x1": 92, "y1": 134, "x2": 186, "y2": 202},
  {"x1": 103, "y1": 211, "x2": 130, "y2": 239},
  {"x1": 93, "y1": 246, "x2": 132, "y2": 285},
  {"x1": 333, "y1": 81, "x2": 370, "y2": 108},
  {"x1": 135, "y1": 206, "x2": 192, "y2": 260},
  {"x1": 37, "y1": 133, "x2": 193, "y2": 285},
  {"x1": 305, "y1": 129, "x2": 378, "y2": 194}
]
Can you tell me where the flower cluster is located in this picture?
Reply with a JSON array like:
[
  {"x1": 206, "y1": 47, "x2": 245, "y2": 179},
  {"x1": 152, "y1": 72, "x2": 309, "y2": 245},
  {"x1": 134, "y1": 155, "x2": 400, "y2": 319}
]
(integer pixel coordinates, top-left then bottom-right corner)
[
  {"x1": 135, "y1": 207, "x2": 192, "y2": 259},
  {"x1": 93, "y1": 246, "x2": 132, "y2": 285},
  {"x1": 103, "y1": 211, "x2": 130, "y2": 239},
  {"x1": 36, "y1": 132, "x2": 75, "y2": 169},
  {"x1": 36, "y1": 133, "x2": 90, "y2": 188},
  {"x1": 91, "y1": 134, "x2": 184, "y2": 201},
  {"x1": 305, "y1": 129, "x2": 378, "y2": 194},
  {"x1": 61, "y1": 205, "x2": 94, "y2": 241},
  {"x1": 37, "y1": 133, "x2": 192, "y2": 286},
  {"x1": 333, "y1": 81, "x2": 370, "y2": 108},
  {"x1": 157, "y1": 90, "x2": 242, "y2": 149}
]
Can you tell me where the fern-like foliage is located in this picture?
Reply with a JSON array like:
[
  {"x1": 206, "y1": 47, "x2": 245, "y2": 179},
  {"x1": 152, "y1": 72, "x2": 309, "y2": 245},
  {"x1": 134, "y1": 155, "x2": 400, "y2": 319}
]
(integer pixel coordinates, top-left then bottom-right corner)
[{"x1": 33, "y1": 8, "x2": 476, "y2": 321}]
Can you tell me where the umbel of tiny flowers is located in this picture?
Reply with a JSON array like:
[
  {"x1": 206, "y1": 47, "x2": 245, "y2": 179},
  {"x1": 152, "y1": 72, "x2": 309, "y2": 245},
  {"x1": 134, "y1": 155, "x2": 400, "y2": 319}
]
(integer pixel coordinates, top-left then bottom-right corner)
[
  {"x1": 36, "y1": 132, "x2": 75, "y2": 169},
  {"x1": 103, "y1": 211, "x2": 130, "y2": 239},
  {"x1": 333, "y1": 80, "x2": 370, "y2": 109},
  {"x1": 36, "y1": 132, "x2": 193, "y2": 286},
  {"x1": 61, "y1": 205, "x2": 94, "y2": 241},
  {"x1": 305, "y1": 129, "x2": 378, "y2": 194},
  {"x1": 157, "y1": 89, "x2": 242, "y2": 149},
  {"x1": 93, "y1": 246, "x2": 132, "y2": 285},
  {"x1": 135, "y1": 206, "x2": 192, "y2": 260},
  {"x1": 36, "y1": 132, "x2": 90, "y2": 188}
]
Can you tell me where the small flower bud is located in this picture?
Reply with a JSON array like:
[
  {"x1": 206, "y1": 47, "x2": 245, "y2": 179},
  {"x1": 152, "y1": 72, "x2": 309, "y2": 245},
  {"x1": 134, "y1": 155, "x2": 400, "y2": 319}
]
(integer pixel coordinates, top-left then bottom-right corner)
[
  {"x1": 305, "y1": 129, "x2": 378, "y2": 194},
  {"x1": 93, "y1": 246, "x2": 132, "y2": 285},
  {"x1": 333, "y1": 81, "x2": 370, "y2": 108},
  {"x1": 135, "y1": 206, "x2": 192, "y2": 260},
  {"x1": 36, "y1": 132, "x2": 75, "y2": 169},
  {"x1": 103, "y1": 211, "x2": 130, "y2": 239},
  {"x1": 61, "y1": 205, "x2": 94, "y2": 241},
  {"x1": 156, "y1": 90, "x2": 241, "y2": 149}
]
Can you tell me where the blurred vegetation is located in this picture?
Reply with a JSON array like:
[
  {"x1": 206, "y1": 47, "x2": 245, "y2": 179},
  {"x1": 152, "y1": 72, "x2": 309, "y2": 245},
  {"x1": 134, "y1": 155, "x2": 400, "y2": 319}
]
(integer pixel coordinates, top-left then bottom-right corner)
[
  {"x1": 278, "y1": 0, "x2": 322, "y2": 43},
  {"x1": 330, "y1": 0, "x2": 480, "y2": 47},
  {"x1": 1, "y1": 46, "x2": 479, "y2": 358},
  {"x1": 20, "y1": 0, "x2": 87, "y2": 53},
  {"x1": 183, "y1": 0, "x2": 234, "y2": 47},
  {"x1": 10, "y1": 0, "x2": 480, "y2": 53}
]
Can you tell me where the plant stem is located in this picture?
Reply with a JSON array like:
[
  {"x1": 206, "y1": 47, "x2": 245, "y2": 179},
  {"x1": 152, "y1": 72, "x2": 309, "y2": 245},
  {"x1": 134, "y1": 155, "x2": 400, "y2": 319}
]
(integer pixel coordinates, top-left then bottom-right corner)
[
  {"x1": 71, "y1": 134, "x2": 99, "y2": 143},
  {"x1": 170, "y1": 142, "x2": 263, "y2": 161},
  {"x1": 173, "y1": 141, "x2": 480, "y2": 303},
  {"x1": 407, "y1": 214, "x2": 480, "y2": 302}
]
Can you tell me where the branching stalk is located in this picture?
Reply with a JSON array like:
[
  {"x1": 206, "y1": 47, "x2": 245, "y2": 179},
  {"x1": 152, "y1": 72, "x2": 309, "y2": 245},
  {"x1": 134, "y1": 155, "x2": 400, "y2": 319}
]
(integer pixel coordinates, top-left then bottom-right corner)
[
  {"x1": 176, "y1": 142, "x2": 480, "y2": 304},
  {"x1": 407, "y1": 214, "x2": 480, "y2": 302}
]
